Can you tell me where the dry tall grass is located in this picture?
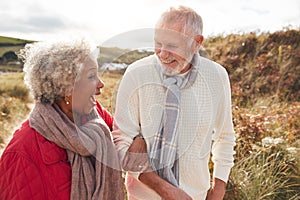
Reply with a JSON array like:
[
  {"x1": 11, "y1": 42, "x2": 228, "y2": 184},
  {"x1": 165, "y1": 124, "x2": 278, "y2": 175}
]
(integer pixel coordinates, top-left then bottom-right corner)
[
  {"x1": 0, "y1": 29, "x2": 299, "y2": 199},
  {"x1": 0, "y1": 73, "x2": 32, "y2": 152}
]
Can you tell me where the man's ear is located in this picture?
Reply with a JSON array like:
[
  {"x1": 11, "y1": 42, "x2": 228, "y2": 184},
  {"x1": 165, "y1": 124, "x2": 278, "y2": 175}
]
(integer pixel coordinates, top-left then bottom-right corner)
[{"x1": 194, "y1": 35, "x2": 204, "y2": 48}]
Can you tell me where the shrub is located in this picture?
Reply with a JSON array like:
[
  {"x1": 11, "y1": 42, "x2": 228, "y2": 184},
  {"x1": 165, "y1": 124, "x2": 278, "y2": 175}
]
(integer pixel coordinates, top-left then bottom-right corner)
[{"x1": 227, "y1": 147, "x2": 299, "y2": 200}]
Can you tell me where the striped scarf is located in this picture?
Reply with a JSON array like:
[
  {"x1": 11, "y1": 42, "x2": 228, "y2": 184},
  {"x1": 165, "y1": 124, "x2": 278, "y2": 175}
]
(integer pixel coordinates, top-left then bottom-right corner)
[{"x1": 149, "y1": 55, "x2": 198, "y2": 187}]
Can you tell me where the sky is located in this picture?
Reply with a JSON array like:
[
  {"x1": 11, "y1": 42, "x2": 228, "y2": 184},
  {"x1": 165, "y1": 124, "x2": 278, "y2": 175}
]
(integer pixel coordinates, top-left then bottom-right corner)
[{"x1": 1, "y1": 0, "x2": 299, "y2": 49}]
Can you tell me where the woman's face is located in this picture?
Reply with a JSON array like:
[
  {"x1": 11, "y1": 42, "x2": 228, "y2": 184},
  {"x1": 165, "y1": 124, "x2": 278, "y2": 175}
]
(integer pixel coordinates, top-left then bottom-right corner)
[{"x1": 71, "y1": 56, "x2": 104, "y2": 115}]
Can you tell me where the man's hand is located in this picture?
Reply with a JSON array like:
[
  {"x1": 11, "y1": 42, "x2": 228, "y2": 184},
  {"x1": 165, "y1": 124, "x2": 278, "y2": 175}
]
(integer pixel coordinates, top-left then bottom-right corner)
[
  {"x1": 122, "y1": 136, "x2": 150, "y2": 172},
  {"x1": 161, "y1": 186, "x2": 193, "y2": 200},
  {"x1": 139, "y1": 172, "x2": 192, "y2": 200},
  {"x1": 206, "y1": 178, "x2": 226, "y2": 200},
  {"x1": 123, "y1": 135, "x2": 193, "y2": 200}
]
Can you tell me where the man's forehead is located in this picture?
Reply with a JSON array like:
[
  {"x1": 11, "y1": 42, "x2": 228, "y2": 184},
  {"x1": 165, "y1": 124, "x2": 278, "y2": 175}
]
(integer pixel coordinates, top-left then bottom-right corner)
[{"x1": 154, "y1": 28, "x2": 193, "y2": 41}]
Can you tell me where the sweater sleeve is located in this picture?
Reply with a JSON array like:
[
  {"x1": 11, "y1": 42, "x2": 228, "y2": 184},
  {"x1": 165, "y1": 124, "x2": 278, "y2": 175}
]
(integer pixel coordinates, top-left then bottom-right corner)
[
  {"x1": 0, "y1": 152, "x2": 47, "y2": 200},
  {"x1": 211, "y1": 67, "x2": 236, "y2": 183},
  {"x1": 112, "y1": 69, "x2": 141, "y2": 163}
]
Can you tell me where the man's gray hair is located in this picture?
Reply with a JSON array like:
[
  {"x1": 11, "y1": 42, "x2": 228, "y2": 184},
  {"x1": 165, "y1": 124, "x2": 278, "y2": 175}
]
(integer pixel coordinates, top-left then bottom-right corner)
[{"x1": 156, "y1": 5, "x2": 203, "y2": 35}]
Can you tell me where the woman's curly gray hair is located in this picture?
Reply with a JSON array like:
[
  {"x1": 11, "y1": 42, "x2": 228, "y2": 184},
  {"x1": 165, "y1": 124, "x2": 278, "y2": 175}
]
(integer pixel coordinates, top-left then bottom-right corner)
[{"x1": 19, "y1": 38, "x2": 94, "y2": 104}]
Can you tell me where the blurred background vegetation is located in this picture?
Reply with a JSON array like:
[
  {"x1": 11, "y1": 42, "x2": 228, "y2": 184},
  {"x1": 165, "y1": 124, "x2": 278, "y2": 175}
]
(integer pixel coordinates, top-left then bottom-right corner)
[{"x1": 0, "y1": 28, "x2": 299, "y2": 199}]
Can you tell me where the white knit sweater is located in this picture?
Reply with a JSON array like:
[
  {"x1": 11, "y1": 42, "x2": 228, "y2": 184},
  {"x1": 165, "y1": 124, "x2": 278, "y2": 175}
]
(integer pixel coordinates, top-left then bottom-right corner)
[{"x1": 113, "y1": 54, "x2": 236, "y2": 200}]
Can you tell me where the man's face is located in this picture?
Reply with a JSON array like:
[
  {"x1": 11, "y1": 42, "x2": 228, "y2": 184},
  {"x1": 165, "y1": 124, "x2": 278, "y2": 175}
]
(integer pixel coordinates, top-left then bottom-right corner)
[{"x1": 154, "y1": 22, "x2": 198, "y2": 76}]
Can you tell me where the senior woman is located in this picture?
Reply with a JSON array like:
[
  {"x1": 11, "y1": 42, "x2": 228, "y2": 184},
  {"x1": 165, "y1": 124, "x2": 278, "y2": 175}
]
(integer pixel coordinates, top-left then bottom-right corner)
[{"x1": 0, "y1": 38, "x2": 124, "y2": 200}]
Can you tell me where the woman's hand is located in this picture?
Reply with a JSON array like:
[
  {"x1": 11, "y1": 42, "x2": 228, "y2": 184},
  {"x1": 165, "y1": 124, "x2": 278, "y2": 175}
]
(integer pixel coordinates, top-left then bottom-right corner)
[{"x1": 122, "y1": 136, "x2": 150, "y2": 172}]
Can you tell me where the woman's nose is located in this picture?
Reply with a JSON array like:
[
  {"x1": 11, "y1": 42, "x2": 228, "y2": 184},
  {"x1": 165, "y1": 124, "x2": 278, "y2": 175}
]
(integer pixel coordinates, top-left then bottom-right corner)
[
  {"x1": 95, "y1": 78, "x2": 104, "y2": 95},
  {"x1": 98, "y1": 78, "x2": 105, "y2": 89}
]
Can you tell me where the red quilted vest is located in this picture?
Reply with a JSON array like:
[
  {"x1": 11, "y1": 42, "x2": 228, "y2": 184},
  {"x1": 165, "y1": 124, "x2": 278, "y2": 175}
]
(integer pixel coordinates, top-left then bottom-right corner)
[{"x1": 0, "y1": 101, "x2": 113, "y2": 200}]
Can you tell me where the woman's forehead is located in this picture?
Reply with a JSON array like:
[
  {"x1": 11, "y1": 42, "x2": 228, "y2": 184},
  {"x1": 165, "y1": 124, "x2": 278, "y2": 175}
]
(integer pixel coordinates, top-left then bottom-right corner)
[{"x1": 79, "y1": 56, "x2": 98, "y2": 72}]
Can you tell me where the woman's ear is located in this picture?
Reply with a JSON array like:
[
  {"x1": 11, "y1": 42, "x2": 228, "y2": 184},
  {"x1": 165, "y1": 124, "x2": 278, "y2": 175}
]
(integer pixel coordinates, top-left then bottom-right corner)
[{"x1": 56, "y1": 95, "x2": 74, "y2": 121}]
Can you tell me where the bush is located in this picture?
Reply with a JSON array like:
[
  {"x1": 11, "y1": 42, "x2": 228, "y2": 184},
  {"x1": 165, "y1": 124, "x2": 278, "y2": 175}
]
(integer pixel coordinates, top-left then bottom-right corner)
[{"x1": 227, "y1": 147, "x2": 299, "y2": 200}]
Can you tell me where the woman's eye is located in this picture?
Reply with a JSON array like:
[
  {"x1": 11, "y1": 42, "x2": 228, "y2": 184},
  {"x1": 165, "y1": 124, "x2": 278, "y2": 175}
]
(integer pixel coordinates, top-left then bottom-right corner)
[{"x1": 89, "y1": 74, "x2": 96, "y2": 79}]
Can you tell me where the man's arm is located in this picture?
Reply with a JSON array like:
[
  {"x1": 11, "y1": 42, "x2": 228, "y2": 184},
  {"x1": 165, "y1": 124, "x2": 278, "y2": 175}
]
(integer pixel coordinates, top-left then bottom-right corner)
[
  {"x1": 212, "y1": 67, "x2": 236, "y2": 182},
  {"x1": 125, "y1": 138, "x2": 192, "y2": 200},
  {"x1": 139, "y1": 171, "x2": 192, "y2": 200},
  {"x1": 209, "y1": 67, "x2": 236, "y2": 199}
]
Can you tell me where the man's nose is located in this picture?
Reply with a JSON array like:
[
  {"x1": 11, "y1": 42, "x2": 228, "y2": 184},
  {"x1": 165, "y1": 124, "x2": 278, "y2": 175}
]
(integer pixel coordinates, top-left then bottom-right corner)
[{"x1": 158, "y1": 48, "x2": 170, "y2": 60}]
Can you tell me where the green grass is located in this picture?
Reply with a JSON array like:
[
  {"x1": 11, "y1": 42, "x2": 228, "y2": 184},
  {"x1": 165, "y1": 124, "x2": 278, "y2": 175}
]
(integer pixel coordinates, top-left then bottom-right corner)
[
  {"x1": 0, "y1": 46, "x2": 23, "y2": 58},
  {"x1": 0, "y1": 35, "x2": 34, "y2": 44},
  {"x1": 0, "y1": 35, "x2": 34, "y2": 59}
]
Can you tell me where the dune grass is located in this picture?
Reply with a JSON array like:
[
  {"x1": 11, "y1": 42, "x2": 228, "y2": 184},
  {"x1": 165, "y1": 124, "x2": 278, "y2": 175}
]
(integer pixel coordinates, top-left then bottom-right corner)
[
  {"x1": 0, "y1": 29, "x2": 299, "y2": 199},
  {"x1": 0, "y1": 71, "x2": 299, "y2": 199},
  {"x1": 0, "y1": 73, "x2": 32, "y2": 150}
]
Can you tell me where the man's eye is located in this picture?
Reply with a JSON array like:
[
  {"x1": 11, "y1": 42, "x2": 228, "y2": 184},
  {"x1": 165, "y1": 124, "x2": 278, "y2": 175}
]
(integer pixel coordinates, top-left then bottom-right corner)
[
  {"x1": 155, "y1": 42, "x2": 162, "y2": 47},
  {"x1": 167, "y1": 44, "x2": 177, "y2": 49}
]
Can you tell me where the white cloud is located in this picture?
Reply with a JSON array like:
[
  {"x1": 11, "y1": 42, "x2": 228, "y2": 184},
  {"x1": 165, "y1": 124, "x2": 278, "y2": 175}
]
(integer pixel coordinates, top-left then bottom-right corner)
[{"x1": 0, "y1": 0, "x2": 299, "y2": 46}]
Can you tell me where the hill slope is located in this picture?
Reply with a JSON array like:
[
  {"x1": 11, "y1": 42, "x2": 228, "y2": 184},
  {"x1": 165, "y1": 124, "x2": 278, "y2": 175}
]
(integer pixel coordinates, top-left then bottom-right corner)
[
  {"x1": 202, "y1": 29, "x2": 300, "y2": 104},
  {"x1": 0, "y1": 35, "x2": 34, "y2": 46}
]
